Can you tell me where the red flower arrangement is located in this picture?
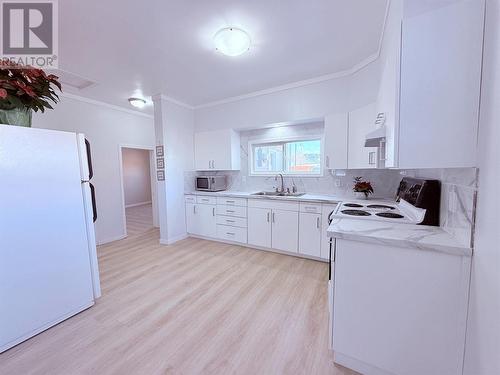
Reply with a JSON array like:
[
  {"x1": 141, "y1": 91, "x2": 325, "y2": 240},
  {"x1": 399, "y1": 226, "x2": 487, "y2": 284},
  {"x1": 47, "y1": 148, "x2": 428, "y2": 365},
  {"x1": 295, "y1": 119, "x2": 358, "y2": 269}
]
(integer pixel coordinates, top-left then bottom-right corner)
[
  {"x1": 0, "y1": 61, "x2": 61, "y2": 112},
  {"x1": 353, "y1": 177, "x2": 374, "y2": 198}
]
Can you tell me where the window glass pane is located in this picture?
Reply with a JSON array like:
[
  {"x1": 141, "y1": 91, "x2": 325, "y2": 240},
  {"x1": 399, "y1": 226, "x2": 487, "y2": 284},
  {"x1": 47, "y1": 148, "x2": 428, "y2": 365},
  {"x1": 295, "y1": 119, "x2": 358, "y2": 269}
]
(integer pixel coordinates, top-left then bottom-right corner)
[
  {"x1": 253, "y1": 144, "x2": 283, "y2": 173},
  {"x1": 284, "y1": 140, "x2": 321, "y2": 174}
]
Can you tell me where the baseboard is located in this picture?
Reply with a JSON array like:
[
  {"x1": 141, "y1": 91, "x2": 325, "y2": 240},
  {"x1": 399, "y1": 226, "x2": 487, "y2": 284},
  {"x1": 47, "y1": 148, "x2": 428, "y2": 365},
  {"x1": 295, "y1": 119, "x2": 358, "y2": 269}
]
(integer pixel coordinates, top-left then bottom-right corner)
[
  {"x1": 159, "y1": 233, "x2": 188, "y2": 245},
  {"x1": 187, "y1": 234, "x2": 328, "y2": 263},
  {"x1": 334, "y1": 352, "x2": 394, "y2": 375},
  {"x1": 125, "y1": 201, "x2": 152, "y2": 208},
  {"x1": 97, "y1": 233, "x2": 127, "y2": 245}
]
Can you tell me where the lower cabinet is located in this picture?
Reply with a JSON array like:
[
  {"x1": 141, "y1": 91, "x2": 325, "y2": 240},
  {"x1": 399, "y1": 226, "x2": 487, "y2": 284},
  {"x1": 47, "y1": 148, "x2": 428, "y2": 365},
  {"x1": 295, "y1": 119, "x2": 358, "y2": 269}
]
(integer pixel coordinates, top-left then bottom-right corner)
[
  {"x1": 272, "y1": 209, "x2": 299, "y2": 253},
  {"x1": 248, "y1": 207, "x2": 299, "y2": 253},
  {"x1": 247, "y1": 207, "x2": 271, "y2": 248},
  {"x1": 298, "y1": 212, "x2": 321, "y2": 257},
  {"x1": 185, "y1": 202, "x2": 216, "y2": 238}
]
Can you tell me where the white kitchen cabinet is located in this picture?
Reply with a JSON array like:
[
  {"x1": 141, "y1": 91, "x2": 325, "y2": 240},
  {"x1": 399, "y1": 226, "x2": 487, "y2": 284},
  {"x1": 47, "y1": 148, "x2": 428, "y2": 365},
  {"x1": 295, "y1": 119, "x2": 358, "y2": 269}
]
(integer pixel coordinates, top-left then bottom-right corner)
[
  {"x1": 185, "y1": 203, "x2": 216, "y2": 238},
  {"x1": 324, "y1": 113, "x2": 348, "y2": 170},
  {"x1": 332, "y1": 239, "x2": 471, "y2": 375},
  {"x1": 347, "y1": 103, "x2": 378, "y2": 169},
  {"x1": 377, "y1": 0, "x2": 484, "y2": 168},
  {"x1": 298, "y1": 212, "x2": 321, "y2": 257},
  {"x1": 272, "y1": 210, "x2": 299, "y2": 253},
  {"x1": 247, "y1": 207, "x2": 271, "y2": 248},
  {"x1": 194, "y1": 129, "x2": 240, "y2": 171}
]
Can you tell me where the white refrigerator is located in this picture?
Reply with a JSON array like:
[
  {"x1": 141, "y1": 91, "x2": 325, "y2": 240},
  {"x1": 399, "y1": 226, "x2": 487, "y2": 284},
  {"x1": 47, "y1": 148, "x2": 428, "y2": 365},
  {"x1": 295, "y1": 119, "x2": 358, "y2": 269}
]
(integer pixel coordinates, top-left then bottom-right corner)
[{"x1": 0, "y1": 125, "x2": 101, "y2": 353}]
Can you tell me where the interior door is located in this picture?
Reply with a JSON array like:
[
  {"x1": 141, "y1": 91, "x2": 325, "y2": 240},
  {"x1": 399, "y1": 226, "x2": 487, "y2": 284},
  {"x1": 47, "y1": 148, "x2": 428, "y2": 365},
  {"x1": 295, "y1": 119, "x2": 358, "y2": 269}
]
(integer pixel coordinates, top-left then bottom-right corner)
[
  {"x1": 298, "y1": 212, "x2": 321, "y2": 257},
  {"x1": 272, "y1": 209, "x2": 299, "y2": 253},
  {"x1": 247, "y1": 207, "x2": 271, "y2": 248},
  {"x1": 0, "y1": 126, "x2": 94, "y2": 352}
]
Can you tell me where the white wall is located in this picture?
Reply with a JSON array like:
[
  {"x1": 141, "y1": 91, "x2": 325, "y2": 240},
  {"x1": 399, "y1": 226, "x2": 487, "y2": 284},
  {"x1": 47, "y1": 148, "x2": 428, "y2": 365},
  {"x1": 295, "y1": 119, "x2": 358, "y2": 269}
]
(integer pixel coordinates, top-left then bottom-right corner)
[
  {"x1": 194, "y1": 60, "x2": 382, "y2": 132},
  {"x1": 464, "y1": 0, "x2": 500, "y2": 373},
  {"x1": 122, "y1": 148, "x2": 152, "y2": 207},
  {"x1": 33, "y1": 95, "x2": 155, "y2": 244}
]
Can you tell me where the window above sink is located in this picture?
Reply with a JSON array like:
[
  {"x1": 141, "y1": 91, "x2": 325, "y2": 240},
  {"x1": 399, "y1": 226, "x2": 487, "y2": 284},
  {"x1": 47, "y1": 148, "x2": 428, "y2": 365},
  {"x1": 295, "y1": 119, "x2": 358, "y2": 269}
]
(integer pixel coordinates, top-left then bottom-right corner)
[{"x1": 249, "y1": 136, "x2": 323, "y2": 177}]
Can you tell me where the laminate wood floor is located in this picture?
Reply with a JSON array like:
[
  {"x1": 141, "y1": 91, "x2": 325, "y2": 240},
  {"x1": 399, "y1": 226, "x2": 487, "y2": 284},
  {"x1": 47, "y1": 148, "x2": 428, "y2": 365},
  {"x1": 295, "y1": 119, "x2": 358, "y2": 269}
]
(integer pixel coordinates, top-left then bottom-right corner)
[
  {"x1": 126, "y1": 203, "x2": 153, "y2": 236},
  {"x1": 1, "y1": 229, "x2": 358, "y2": 375}
]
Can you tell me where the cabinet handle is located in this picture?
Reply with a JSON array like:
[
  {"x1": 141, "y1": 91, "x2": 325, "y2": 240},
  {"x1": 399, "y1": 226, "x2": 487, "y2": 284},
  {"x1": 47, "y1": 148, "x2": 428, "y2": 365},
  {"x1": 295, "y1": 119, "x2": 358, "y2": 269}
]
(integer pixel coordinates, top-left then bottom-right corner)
[
  {"x1": 226, "y1": 210, "x2": 235, "y2": 213},
  {"x1": 272, "y1": 212, "x2": 275, "y2": 223},
  {"x1": 226, "y1": 219, "x2": 235, "y2": 223},
  {"x1": 226, "y1": 232, "x2": 235, "y2": 236},
  {"x1": 267, "y1": 212, "x2": 270, "y2": 222},
  {"x1": 211, "y1": 160, "x2": 215, "y2": 169},
  {"x1": 326, "y1": 155, "x2": 330, "y2": 168},
  {"x1": 202, "y1": 198, "x2": 209, "y2": 202},
  {"x1": 317, "y1": 217, "x2": 320, "y2": 229},
  {"x1": 193, "y1": 205, "x2": 196, "y2": 214},
  {"x1": 226, "y1": 200, "x2": 235, "y2": 204},
  {"x1": 305, "y1": 206, "x2": 315, "y2": 211},
  {"x1": 212, "y1": 207, "x2": 215, "y2": 216}
]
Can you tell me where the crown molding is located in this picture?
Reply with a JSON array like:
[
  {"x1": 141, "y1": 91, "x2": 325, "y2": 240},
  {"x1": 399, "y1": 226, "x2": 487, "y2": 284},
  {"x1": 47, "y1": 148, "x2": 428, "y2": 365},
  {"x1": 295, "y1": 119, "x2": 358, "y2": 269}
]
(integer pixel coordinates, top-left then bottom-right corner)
[
  {"x1": 151, "y1": 94, "x2": 194, "y2": 109},
  {"x1": 60, "y1": 92, "x2": 154, "y2": 119}
]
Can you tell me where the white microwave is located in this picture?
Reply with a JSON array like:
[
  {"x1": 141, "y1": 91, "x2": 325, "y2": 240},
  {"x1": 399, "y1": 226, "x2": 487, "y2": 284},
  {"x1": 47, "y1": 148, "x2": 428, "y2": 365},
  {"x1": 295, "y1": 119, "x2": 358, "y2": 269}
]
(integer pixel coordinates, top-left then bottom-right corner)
[{"x1": 196, "y1": 176, "x2": 227, "y2": 192}]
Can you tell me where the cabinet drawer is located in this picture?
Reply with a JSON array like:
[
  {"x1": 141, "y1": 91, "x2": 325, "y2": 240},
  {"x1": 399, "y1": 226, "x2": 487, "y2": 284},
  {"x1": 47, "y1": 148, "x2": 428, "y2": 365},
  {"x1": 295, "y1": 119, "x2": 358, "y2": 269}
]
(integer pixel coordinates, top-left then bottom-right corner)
[
  {"x1": 300, "y1": 202, "x2": 322, "y2": 214},
  {"x1": 248, "y1": 199, "x2": 299, "y2": 211},
  {"x1": 216, "y1": 216, "x2": 247, "y2": 228},
  {"x1": 196, "y1": 196, "x2": 217, "y2": 205},
  {"x1": 185, "y1": 195, "x2": 196, "y2": 203},
  {"x1": 216, "y1": 225, "x2": 247, "y2": 244},
  {"x1": 217, "y1": 205, "x2": 247, "y2": 218},
  {"x1": 216, "y1": 197, "x2": 247, "y2": 206}
]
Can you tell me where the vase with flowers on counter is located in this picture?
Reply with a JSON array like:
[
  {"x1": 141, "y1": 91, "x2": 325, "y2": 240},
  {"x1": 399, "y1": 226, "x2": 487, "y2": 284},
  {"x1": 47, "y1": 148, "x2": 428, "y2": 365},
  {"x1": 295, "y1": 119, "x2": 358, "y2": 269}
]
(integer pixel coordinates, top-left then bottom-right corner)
[
  {"x1": 0, "y1": 61, "x2": 62, "y2": 127},
  {"x1": 353, "y1": 177, "x2": 374, "y2": 199}
]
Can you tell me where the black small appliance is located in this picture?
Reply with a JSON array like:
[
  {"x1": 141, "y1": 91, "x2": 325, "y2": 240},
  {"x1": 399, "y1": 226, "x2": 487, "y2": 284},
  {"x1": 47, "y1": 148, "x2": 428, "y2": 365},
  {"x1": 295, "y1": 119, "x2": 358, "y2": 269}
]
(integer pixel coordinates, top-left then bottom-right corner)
[{"x1": 396, "y1": 177, "x2": 441, "y2": 226}]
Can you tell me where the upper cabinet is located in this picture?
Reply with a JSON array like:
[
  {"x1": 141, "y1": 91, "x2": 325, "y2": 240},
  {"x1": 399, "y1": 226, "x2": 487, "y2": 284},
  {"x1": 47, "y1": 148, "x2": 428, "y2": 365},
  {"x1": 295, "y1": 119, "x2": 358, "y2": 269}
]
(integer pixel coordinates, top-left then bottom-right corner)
[
  {"x1": 378, "y1": 0, "x2": 485, "y2": 169},
  {"x1": 194, "y1": 129, "x2": 241, "y2": 171},
  {"x1": 324, "y1": 113, "x2": 348, "y2": 170}
]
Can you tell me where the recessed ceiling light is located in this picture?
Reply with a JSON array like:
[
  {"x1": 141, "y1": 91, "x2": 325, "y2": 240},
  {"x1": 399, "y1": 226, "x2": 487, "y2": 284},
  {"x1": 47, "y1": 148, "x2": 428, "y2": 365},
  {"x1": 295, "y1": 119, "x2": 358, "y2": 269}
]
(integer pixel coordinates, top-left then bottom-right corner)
[
  {"x1": 128, "y1": 97, "x2": 146, "y2": 109},
  {"x1": 214, "y1": 27, "x2": 251, "y2": 57}
]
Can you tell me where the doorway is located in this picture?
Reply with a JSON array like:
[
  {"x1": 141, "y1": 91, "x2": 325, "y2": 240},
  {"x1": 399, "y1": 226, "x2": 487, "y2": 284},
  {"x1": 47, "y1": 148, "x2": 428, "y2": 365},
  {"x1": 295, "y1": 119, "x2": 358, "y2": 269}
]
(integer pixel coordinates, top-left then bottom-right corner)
[{"x1": 119, "y1": 146, "x2": 158, "y2": 237}]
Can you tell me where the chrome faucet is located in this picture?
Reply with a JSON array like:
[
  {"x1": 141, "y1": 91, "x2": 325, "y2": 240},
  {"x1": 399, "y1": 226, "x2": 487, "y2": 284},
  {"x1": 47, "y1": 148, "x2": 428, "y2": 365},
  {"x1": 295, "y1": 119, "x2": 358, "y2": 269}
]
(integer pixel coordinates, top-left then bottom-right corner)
[{"x1": 275, "y1": 173, "x2": 285, "y2": 193}]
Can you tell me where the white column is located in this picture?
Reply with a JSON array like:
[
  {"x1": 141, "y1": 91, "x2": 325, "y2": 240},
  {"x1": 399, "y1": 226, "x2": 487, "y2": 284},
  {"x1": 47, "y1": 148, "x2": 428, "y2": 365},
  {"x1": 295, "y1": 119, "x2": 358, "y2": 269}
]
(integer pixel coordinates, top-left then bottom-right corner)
[{"x1": 152, "y1": 94, "x2": 195, "y2": 245}]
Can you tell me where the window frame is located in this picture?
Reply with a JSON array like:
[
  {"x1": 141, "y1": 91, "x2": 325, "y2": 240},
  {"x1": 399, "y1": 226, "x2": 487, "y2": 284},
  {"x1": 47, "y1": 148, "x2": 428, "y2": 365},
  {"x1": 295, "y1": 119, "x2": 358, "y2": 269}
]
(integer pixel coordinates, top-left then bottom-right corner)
[{"x1": 248, "y1": 135, "x2": 324, "y2": 177}]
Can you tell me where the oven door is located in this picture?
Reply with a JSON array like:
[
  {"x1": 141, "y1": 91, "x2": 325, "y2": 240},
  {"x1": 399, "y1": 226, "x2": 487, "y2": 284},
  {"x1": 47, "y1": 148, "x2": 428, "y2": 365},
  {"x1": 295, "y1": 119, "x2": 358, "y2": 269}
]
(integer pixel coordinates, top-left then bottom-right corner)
[{"x1": 196, "y1": 177, "x2": 211, "y2": 191}]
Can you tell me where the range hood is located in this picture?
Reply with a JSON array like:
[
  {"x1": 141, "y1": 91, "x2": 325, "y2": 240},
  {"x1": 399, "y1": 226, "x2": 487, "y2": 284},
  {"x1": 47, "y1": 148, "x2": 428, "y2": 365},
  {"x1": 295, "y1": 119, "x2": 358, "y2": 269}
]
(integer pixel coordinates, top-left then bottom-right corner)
[{"x1": 364, "y1": 112, "x2": 386, "y2": 147}]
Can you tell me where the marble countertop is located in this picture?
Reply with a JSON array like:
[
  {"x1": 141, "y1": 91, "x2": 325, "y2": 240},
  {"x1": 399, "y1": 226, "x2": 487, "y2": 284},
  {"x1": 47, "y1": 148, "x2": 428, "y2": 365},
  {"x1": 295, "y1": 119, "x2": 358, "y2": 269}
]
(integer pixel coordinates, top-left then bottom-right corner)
[
  {"x1": 186, "y1": 190, "x2": 343, "y2": 204},
  {"x1": 327, "y1": 218, "x2": 472, "y2": 257}
]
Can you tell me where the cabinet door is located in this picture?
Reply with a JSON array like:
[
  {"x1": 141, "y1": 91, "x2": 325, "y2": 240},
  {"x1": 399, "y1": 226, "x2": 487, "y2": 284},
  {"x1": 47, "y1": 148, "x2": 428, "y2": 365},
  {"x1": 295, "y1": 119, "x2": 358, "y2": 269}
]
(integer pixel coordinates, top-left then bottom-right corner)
[
  {"x1": 194, "y1": 132, "x2": 214, "y2": 171},
  {"x1": 272, "y1": 210, "x2": 298, "y2": 253},
  {"x1": 324, "y1": 113, "x2": 348, "y2": 170},
  {"x1": 196, "y1": 204, "x2": 217, "y2": 238},
  {"x1": 247, "y1": 207, "x2": 271, "y2": 248},
  {"x1": 298, "y1": 212, "x2": 321, "y2": 257},
  {"x1": 194, "y1": 129, "x2": 240, "y2": 171},
  {"x1": 348, "y1": 103, "x2": 378, "y2": 169},
  {"x1": 186, "y1": 203, "x2": 198, "y2": 235}
]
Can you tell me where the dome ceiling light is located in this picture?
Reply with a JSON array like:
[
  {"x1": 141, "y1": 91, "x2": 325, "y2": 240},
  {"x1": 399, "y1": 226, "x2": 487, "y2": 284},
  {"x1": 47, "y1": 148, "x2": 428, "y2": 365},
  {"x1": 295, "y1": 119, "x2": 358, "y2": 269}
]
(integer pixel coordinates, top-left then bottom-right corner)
[
  {"x1": 213, "y1": 27, "x2": 251, "y2": 57},
  {"x1": 128, "y1": 97, "x2": 146, "y2": 109}
]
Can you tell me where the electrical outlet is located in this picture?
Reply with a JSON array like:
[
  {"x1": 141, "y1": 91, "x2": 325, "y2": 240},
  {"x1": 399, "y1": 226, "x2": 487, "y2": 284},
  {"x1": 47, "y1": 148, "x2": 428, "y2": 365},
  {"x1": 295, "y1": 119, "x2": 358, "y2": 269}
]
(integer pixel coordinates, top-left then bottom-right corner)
[{"x1": 242, "y1": 175, "x2": 247, "y2": 184}]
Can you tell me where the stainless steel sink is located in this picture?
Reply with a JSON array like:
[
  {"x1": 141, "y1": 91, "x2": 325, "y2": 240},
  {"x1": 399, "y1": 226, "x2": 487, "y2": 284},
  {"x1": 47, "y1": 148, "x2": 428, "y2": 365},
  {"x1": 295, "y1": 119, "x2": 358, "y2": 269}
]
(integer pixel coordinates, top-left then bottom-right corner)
[{"x1": 252, "y1": 191, "x2": 305, "y2": 197}]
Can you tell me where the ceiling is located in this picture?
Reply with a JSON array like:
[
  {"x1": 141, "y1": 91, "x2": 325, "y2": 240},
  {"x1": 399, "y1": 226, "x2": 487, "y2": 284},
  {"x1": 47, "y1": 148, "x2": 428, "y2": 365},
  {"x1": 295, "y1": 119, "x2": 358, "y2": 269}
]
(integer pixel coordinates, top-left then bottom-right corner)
[{"x1": 58, "y1": 0, "x2": 388, "y2": 113}]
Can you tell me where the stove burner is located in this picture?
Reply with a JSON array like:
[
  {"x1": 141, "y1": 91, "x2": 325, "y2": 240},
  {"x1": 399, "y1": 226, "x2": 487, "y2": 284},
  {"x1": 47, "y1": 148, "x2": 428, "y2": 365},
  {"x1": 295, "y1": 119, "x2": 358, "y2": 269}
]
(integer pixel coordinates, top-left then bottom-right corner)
[
  {"x1": 367, "y1": 204, "x2": 396, "y2": 210},
  {"x1": 376, "y1": 212, "x2": 404, "y2": 219},
  {"x1": 341, "y1": 209, "x2": 371, "y2": 216},
  {"x1": 343, "y1": 203, "x2": 364, "y2": 208}
]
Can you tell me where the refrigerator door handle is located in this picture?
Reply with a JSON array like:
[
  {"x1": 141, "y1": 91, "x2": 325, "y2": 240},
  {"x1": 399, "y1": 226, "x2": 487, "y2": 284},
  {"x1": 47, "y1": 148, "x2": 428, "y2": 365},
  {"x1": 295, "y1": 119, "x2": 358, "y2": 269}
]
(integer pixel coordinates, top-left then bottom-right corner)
[
  {"x1": 89, "y1": 182, "x2": 97, "y2": 223},
  {"x1": 85, "y1": 139, "x2": 94, "y2": 180}
]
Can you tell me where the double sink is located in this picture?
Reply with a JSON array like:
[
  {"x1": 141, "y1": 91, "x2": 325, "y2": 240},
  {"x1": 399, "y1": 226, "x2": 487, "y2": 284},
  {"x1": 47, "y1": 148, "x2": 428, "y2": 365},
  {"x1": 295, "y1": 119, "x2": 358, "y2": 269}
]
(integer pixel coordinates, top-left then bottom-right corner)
[{"x1": 252, "y1": 191, "x2": 305, "y2": 197}]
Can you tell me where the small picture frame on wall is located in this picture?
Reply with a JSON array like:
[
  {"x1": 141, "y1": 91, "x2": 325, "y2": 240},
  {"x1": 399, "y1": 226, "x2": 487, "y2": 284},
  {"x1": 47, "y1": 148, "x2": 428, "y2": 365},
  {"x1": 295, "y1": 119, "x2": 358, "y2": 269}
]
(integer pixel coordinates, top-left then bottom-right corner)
[
  {"x1": 156, "y1": 158, "x2": 165, "y2": 170},
  {"x1": 157, "y1": 170, "x2": 165, "y2": 181},
  {"x1": 156, "y1": 145, "x2": 164, "y2": 157}
]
